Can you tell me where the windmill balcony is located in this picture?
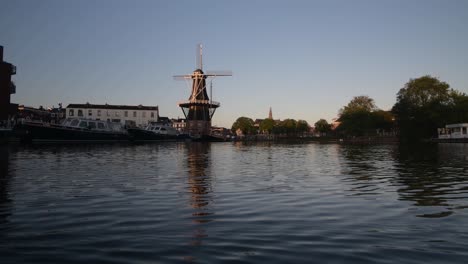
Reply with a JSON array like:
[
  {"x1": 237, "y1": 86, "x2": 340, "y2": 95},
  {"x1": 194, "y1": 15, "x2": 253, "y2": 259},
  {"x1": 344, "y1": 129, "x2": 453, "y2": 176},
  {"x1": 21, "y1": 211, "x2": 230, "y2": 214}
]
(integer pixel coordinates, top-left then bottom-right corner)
[
  {"x1": 10, "y1": 81, "x2": 16, "y2": 94},
  {"x1": 178, "y1": 99, "x2": 220, "y2": 107}
]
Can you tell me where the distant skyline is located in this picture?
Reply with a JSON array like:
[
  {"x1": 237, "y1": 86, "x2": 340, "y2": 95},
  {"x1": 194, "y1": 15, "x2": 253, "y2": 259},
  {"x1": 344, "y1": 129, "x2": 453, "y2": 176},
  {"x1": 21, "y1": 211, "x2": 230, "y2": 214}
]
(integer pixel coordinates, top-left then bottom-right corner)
[{"x1": 1, "y1": 0, "x2": 467, "y2": 128}]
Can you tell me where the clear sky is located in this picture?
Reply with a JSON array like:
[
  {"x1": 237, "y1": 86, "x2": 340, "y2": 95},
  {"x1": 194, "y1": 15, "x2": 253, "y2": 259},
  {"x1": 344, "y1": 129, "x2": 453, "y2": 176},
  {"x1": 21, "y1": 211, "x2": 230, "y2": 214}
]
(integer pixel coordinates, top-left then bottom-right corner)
[{"x1": 1, "y1": 0, "x2": 467, "y2": 128}]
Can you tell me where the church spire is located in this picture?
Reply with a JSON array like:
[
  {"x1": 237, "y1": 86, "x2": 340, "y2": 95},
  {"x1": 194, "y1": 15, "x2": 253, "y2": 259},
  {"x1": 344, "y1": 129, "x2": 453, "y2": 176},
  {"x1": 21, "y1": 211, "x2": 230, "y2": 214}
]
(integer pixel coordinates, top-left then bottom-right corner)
[{"x1": 268, "y1": 107, "x2": 273, "y2": 119}]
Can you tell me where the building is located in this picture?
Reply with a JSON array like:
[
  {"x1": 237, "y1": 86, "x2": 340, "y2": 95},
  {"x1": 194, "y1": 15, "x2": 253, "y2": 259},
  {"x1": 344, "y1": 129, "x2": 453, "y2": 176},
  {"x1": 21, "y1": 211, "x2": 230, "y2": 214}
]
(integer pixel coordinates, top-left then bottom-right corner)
[
  {"x1": 0, "y1": 46, "x2": 17, "y2": 125},
  {"x1": 171, "y1": 118, "x2": 186, "y2": 133},
  {"x1": 438, "y1": 123, "x2": 468, "y2": 139},
  {"x1": 16, "y1": 105, "x2": 66, "y2": 124},
  {"x1": 254, "y1": 107, "x2": 280, "y2": 134},
  {"x1": 66, "y1": 103, "x2": 159, "y2": 127}
]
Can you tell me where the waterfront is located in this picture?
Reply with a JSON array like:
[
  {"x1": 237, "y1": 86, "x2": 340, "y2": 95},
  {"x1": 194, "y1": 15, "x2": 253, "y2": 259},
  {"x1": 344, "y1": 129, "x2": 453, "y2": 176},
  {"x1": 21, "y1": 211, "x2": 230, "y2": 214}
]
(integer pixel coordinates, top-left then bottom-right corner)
[{"x1": 1, "y1": 142, "x2": 468, "y2": 263}]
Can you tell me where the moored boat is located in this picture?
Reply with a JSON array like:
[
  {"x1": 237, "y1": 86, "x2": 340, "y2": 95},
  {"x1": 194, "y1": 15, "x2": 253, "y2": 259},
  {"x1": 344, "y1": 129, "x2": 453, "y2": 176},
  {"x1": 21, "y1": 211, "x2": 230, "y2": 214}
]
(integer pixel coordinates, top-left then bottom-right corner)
[
  {"x1": 127, "y1": 122, "x2": 189, "y2": 141},
  {"x1": 0, "y1": 127, "x2": 14, "y2": 142},
  {"x1": 16, "y1": 118, "x2": 129, "y2": 142}
]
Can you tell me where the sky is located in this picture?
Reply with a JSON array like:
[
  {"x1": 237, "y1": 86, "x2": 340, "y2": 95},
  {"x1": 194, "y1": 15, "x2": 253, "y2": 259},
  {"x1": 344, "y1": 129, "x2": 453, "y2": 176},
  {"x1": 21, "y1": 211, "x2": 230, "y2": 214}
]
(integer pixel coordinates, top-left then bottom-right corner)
[{"x1": 1, "y1": 0, "x2": 468, "y2": 128}]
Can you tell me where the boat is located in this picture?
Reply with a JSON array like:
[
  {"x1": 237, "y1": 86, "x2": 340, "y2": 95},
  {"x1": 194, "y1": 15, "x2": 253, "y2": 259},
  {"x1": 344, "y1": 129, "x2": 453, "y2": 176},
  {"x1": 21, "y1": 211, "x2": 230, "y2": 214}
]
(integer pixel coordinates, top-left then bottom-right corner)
[
  {"x1": 16, "y1": 118, "x2": 129, "y2": 142},
  {"x1": 189, "y1": 134, "x2": 227, "y2": 142},
  {"x1": 0, "y1": 127, "x2": 14, "y2": 142},
  {"x1": 127, "y1": 122, "x2": 189, "y2": 141}
]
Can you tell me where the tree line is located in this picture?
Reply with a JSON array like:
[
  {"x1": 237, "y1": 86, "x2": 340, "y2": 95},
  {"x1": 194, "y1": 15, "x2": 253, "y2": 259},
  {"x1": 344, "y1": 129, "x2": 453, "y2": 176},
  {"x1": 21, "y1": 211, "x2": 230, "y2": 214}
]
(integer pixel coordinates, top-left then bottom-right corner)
[
  {"x1": 232, "y1": 75, "x2": 468, "y2": 141},
  {"x1": 231, "y1": 117, "x2": 310, "y2": 137},
  {"x1": 314, "y1": 75, "x2": 468, "y2": 140}
]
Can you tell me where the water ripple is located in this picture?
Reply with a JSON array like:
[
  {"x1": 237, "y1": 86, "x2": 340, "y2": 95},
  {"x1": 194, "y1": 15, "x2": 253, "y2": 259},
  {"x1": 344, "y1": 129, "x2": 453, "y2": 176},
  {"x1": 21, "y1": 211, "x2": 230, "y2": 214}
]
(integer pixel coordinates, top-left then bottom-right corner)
[{"x1": 1, "y1": 143, "x2": 468, "y2": 263}]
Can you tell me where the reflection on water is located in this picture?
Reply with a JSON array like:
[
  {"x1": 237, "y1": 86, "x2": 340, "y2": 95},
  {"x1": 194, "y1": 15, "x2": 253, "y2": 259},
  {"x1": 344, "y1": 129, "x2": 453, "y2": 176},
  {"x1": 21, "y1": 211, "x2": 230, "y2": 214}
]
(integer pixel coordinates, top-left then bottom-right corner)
[
  {"x1": 338, "y1": 143, "x2": 468, "y2": 218},
  {"x1": 185, "y1": 143, "x2": 213, "y2": 254},
  {"x1": 395, "y1": 143, "x2": 468, "y2": 217},
  {"x1": 1, "y1": 142, "x2": 468, "y2": 263},
  {"x1": 0, "y1": 145, "x2": 12, "y2": 227}
]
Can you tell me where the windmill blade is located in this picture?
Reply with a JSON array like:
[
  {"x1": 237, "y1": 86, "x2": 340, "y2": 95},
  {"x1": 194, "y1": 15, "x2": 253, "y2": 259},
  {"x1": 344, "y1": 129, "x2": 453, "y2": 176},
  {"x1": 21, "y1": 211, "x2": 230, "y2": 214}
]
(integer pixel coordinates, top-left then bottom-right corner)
[
  {"x1": 173, "y1": 75, "x2": 192, "y2": 80},
  {"x1": 204, "y1": 70, "x2": 233, "y2": 76},
  {"x1": 196, "y1": 44, "x2": 203, "y2": 70}
]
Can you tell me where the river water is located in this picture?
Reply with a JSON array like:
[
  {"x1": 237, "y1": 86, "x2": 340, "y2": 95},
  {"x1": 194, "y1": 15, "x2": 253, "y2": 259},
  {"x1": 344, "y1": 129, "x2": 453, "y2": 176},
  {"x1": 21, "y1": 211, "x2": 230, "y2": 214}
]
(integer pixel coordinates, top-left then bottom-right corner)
[{"x1": 1, "y1": 142, "x2": 468, "y2": 263}]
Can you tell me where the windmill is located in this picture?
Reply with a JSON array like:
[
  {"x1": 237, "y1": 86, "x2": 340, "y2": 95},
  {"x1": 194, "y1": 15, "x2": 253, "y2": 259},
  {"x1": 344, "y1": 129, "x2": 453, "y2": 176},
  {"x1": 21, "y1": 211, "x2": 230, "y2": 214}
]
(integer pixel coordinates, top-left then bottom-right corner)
[{"x1": 174, "y1": 44, "x2": 232, "y2": 138}]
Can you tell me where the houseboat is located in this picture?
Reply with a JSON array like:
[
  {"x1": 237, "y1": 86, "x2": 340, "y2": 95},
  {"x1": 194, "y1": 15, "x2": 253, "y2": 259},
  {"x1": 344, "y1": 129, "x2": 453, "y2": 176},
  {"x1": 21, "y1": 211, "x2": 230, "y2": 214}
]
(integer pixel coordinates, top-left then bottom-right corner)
[
  {"x1": 436, "y1": 123, "x2": 468, "y2": 142},
  {"x1": 17, "y1": 118, "x2": 129, "y2": 142}
]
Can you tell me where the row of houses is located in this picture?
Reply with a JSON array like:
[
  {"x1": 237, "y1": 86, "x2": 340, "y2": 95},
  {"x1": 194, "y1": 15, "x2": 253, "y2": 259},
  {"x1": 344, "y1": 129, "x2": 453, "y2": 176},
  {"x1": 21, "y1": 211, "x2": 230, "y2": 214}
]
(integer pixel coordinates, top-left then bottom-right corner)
[
  {"x1": 66, "y1": 103, "x2": 159, "y2": 127},
  {"x1": 16, "y1": 103, "x2": 188, "y2": 132}
]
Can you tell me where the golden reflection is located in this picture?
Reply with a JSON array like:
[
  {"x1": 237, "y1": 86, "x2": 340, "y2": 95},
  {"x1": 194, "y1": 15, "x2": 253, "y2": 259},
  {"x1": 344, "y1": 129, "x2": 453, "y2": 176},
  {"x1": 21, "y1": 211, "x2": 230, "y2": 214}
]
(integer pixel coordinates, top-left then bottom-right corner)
[
  {"x1": 183, "y1": 142, "x2": 213, "y2": 262},
  {"x1": 186, "y1": 142, "x2": 212, "y2": 212}
]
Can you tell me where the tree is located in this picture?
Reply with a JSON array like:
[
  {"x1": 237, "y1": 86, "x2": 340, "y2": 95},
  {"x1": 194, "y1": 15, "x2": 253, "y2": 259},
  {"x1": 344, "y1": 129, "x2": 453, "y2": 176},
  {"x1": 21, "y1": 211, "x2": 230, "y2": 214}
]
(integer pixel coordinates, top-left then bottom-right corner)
[
  {"x1": 392, "y1": 75, "x2": 452, "y2": 139},
  {"x1": 371, "y1": 110, "x2": 395, "y2": 135},
  {"x1": 448, "y1": 90, "x2": 468, "y2": 124},
  {"x1": 339, "y1": 95, "x2": 377, "y2": 116},
  {"x1": 314, "y1": 119, "x2": 331, "y2": 135},
  {"x1": 337, "y1": 95, "x2": 379, "y2": 136},
  {"x1": 231, "y1": 117, "x2": 255, "y2": 135},
  {"x1": 296, "y1": 120, "x2": 310, "y2": 136},
  {"x1": 259, "y1": 118, "x2": 275, "y2": 134},
  {"x1": 281, "y1": 119, "x2": 298, "y2": 136}
]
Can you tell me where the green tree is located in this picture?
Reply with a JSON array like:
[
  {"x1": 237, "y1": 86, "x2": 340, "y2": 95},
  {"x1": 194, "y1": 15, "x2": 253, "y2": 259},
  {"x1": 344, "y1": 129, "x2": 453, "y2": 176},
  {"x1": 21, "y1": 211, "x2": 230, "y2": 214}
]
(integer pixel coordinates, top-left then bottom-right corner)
[
  {"x1": 296, "y1": 120, "x2": 310, "y2": 136},
  {"x1": 448, "y1": 90, "x2": 468, "y2": 124},
  {"x1": 337, "y1": 95, "x2": 378, "y2": 136},
  {"x1": 371, "y1": 110, "x2": 395, "y2": 135},
  {"x1": 259, "y1": 118, "x2": 275, "y2": 134},
  {"x1": 314, "y1": 119, "x2": 332, "y2": 135},
  {"x1": 339, "y1": 95, "x2": 377, "y2": 116},
  {"x1": 282, "y1": 119, "x2": 298, "y2": 136},
  {"x1": 231, "y1": 117, "x2": 255, "y2": 135},
  {"x1": 392, "y1": 75, "x2": 452, "y2": 139}
]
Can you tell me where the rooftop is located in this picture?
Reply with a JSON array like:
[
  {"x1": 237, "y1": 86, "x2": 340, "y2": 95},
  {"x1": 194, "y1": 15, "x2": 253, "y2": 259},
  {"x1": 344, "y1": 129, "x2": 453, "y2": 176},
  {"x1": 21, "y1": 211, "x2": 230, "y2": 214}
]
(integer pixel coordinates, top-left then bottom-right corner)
[{"x1": 67, "y1": 103, "x2": 158, "y2": 111}]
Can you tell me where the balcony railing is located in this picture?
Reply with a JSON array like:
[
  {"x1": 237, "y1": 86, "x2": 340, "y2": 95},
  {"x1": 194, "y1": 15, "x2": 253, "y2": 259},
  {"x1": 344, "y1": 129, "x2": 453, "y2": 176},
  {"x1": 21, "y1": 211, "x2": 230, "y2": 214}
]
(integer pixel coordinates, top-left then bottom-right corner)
[
  {"x1": 10, "y1": 64, "x2": 16, "y2": 75},
  {"x1": 10, "y1": 81, "x2": 16, "y2": 94},
  {"x1": 178, "y1": 99, "x2": 220, "y2": 107}
]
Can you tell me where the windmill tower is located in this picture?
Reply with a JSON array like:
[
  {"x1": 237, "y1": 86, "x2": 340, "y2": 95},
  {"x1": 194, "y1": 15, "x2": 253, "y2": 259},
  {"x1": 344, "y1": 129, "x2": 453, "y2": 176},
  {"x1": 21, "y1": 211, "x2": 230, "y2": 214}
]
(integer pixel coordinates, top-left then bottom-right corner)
[{"x1": 175, "y1": 44, "x2": 232, "y2": 138}]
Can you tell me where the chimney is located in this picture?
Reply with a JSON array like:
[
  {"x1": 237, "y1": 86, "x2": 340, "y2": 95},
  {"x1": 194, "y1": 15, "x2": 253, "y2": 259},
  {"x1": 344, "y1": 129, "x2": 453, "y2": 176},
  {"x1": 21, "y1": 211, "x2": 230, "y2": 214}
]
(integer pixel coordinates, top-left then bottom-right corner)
[{"x1": 0, "y1": 46, "x2": 3, "y2": 62}]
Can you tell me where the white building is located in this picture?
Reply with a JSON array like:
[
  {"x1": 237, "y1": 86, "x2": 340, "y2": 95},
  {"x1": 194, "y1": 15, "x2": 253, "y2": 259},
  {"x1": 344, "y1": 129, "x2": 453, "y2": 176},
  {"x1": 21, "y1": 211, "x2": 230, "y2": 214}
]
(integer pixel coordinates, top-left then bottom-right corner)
[
  {"x1": 171, "y1": 118, "x2": 186, "y2": 133},
  {"x1": 66, "y1": 103, "x2": 158, "y2": 127},
  {"x1": 438, "y1": 123, "x2": 468, "y2": 139}
]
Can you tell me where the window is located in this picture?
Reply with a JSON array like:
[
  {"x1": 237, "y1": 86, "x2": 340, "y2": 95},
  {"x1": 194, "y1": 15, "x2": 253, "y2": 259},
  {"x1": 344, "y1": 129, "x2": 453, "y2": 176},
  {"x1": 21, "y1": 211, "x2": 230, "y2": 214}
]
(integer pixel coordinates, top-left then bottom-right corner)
[
  {"x1": 88, "y1": 109, "x2": 93, "y2": 116},
  {"x1": 133, "y1": 111, "x2": 137, "y2": 117},
  {"x1": 97, "y1": 110, "x2": 101, "y2": 117},
  {"x1": 124, "y1": 111, "x2": 128, "y2": 117},
  {"x1": 79, "y1": 121, "x2": 88, "y2": 128},
  {"x1": 463, "y1": 127, "x2": 467, "y2": 135},
  {"x1": 151, "y1": 112, "x2": 154, "y2": 118},
  {"x1": 115, "y1": 111, "x2": 120, "y2": 117},
  {"x1": 88, "y1": 122, "x2": 96, "y2": 129},
  {"x1": 98, "y1": 123, "x2": 105, "y2": 129},
  {"x1": 78, "y1": 110, "x2": 83, "y2": 117},
  {"x1": 70, "y1": 119, "x2": 79, "y2": 126},
  {"x1": 69, "y1": 109, "x2": 74, "y2": 116},
  {"x1": 142, "y1": 112, "x2": 146, "y2": 118}
]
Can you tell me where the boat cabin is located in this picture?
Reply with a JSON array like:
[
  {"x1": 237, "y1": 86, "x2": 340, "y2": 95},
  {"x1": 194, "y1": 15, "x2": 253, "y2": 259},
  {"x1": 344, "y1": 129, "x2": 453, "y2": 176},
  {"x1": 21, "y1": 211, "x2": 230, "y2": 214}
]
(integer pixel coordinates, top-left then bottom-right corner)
[
  {"x1": 438, "y1": 123, "x2": 468, "y2": 139},
  {"x1": 145, "y1": 123, "x2": 179, "y2": 136},
  {"x1": 61, "y1": 118, "x2": 123, "y2": 132}
]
